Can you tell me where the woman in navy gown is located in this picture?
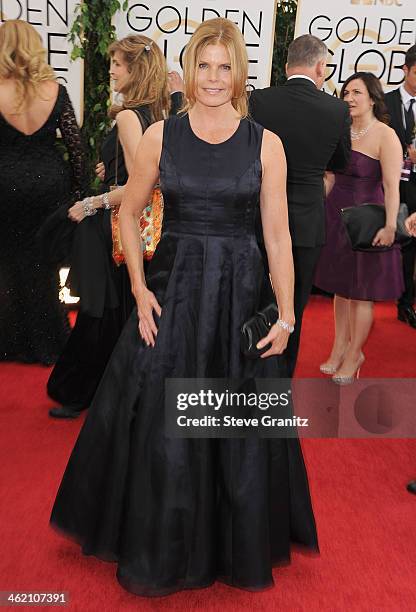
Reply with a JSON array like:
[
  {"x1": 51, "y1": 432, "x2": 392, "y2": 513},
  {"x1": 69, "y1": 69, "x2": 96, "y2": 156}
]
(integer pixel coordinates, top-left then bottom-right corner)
[
  {"x1": 315, "y1": 72, "x2": 404, "y2": 383},
  {"x1": 50, "y1": 18, "x2": 318, "y2": 596}
]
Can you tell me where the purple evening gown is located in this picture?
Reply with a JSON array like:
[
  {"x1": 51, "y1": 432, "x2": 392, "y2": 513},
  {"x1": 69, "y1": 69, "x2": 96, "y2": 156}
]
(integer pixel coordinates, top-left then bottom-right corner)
[{"x1": 315, "y1": 150, "x2": 404, "y2": 301}]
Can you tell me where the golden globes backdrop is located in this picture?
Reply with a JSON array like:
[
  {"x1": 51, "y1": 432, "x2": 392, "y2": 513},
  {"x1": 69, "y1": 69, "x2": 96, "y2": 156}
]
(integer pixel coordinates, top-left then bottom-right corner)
[
  {"x1": 295, "y1": 0, "x2": 416, "y2": 95},
  {"x1": 113, "y1": 1, "x2": 278, "y2": 89},
  {"x1": 0, "y1": 0, "x2": 84, "y2": 122}
]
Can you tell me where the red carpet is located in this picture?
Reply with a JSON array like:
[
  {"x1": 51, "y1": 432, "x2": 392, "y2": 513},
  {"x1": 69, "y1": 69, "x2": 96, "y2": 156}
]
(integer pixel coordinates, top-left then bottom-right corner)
[{"x1": 0, "y1": 296, "x2": 415, "y2": 611}]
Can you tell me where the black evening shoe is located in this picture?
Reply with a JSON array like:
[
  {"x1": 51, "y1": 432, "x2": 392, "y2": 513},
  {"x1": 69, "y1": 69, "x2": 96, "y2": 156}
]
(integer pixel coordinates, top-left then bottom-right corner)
[
  {"x1": 49, "y1": 405, "x2": 85, "y2": 419},
  {"x1": 397, "y1": 306, "x2": 416, "y2": 329},
  {"x1": 407, "y1": 480, "x2": 416, "y2": 495}
]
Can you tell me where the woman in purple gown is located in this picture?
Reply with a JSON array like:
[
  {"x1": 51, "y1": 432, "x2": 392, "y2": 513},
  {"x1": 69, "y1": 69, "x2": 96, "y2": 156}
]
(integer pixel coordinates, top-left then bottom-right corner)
[{"x1": 315, "y1": 72, "x2": 404, "y2": 383}]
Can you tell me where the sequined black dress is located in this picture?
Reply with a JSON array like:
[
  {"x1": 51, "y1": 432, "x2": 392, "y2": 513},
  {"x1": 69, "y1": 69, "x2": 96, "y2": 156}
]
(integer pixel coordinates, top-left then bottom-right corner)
[{"x1": 0, "y1": 84, "x2": 84, "y2": 364}]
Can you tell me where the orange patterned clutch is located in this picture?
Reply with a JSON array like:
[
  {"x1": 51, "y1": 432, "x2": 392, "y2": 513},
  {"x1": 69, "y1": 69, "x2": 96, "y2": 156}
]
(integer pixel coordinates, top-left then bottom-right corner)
[{"x1": 111, "y1": 186, "x2": 164, "y2": 266}]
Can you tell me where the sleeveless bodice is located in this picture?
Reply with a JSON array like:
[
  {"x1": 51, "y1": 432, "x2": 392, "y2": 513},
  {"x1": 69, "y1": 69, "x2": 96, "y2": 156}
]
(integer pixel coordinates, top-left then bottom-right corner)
[
  {"x1": 333, "y1": 150, "x2": 384, "y2": 205},
  {"x1": 101, "y1": 105, "x2": 152, "y2": 189},
  {"x1": 159, "y1": 115, "x2": 263, "y2": 237}
]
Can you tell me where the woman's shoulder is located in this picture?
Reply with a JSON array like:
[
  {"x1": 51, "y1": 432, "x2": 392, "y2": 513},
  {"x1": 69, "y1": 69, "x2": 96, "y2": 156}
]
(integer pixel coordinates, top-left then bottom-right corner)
[
  {"x1": 160, "y1": 113, "x2": 187, "y2": 137},
  {"x1": 141, "y1": 119, "x2": 164, "y2": 144},
  {"x1": 258, "y1": 124, "x2": 284, "y2": 153},
  {"x1": 34, "y1": 79, "x2": 61, "y2": 107},
  {"x1": 374, "y1": 120, "x2": 396, "y2": 139},
  {"x1": 0, "y1": 79, "x2": 14, "y2": 112},
  {"x1": 0, "y1": 78, "x2": 60, "y2": 115},
  {"x1": 374, "y1": 120, "x2": 402, "y2": 149},
  {"x1": 41, "y1": 79, "x2": 60, "y2": 95}
]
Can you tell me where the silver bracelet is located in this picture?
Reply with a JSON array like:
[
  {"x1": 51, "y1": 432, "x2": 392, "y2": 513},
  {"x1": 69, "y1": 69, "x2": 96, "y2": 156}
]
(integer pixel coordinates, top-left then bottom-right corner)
[
  {"x1": 102, "y1": 192, "x2": 111, "y2": 210},
  {"x1": 83, "y1": 197, "x2": 97, "y2": 217},
  {"x1": 276, "y1": 319, "x2": 295, "y2": 334}
]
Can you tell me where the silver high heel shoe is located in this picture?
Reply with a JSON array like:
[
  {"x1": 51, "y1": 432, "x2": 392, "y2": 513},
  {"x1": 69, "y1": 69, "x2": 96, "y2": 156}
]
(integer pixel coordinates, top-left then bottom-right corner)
[
  {"x1": 332, "y1": 354, "x2": 365, "y2": 385},
  {"x1": 319, "y1": 354, "x2": 345, "y2": 375}
]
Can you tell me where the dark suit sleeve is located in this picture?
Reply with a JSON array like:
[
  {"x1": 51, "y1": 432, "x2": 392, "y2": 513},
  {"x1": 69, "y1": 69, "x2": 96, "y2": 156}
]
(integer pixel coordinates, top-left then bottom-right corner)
[
  {"x1": 170, "y1": 91, "x2": 183, "y2": 116},
  {"x1": 326, "y1": 105, "x2": 351, "y2": 172},
  {"x1": 385, "y1": 90, "x2": 406, "y2": 154}
]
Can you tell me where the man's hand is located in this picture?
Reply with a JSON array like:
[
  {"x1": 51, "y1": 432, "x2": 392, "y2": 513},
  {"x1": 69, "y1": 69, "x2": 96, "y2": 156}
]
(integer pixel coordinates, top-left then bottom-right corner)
[
  {"x1": 405, "y1": 212, "x2": 416, "y2": 237},
  {"x1": 407, "y1": 145, "x2": 416, "y2": 164},
  {"x1": 95, "y1": 161, "x2": 105, "y2": 182},
  {"x1": 168, "y1": 71, "x2": 184, "y2": 94}
]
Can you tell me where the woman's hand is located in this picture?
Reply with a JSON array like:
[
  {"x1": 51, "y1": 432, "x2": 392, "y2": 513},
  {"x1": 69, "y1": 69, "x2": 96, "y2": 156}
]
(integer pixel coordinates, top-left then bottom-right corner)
[
  {"x1": 134, "y1": 286, "x2": 162, "y2": 347},
  {"x1": 323, "y1": 171, "x2": 335, "y2": 199},
  {"x1": 95, "y1": 161, "x2": 105, "y2": 181},
  {"x1": 68, "y1": 196, "x2": 101, "y2": 223},
  {"x1": 407, "y1": 145, "x2": 416, "y2": 164},
  {"x1": 68, "y1": 200, "x2": 87, "y2": 223},
  {"x1": 372, "y1": 225, "x2": 395, "y2": 247},
  {"x1": 257, "y1": 323, "x2": 292, "y2": 358}
]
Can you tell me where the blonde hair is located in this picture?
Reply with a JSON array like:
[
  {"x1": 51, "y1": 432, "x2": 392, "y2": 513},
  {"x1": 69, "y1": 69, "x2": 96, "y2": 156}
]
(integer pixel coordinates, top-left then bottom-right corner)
[
  {"x1": 0, "y1": 20, "x2": 56, "y2": 111},
  {"x1": 182, "y1": 18, "x2": 248, "y2": 118},
  {"x1": 108, "y1": 35, "x2": 170, "y2": 121}
]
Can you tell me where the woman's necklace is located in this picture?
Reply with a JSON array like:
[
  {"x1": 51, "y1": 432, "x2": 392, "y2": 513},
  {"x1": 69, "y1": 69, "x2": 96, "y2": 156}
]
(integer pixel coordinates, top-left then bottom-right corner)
[{"x1": 351, "y1": 119, "x2": 376, "y2": 141}]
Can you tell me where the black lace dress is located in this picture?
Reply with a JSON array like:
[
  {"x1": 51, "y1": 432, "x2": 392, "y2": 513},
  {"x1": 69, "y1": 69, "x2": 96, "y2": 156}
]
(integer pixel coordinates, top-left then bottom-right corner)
[{"x1": 0, "y1": 84, "x2": 85, "y2": 364}]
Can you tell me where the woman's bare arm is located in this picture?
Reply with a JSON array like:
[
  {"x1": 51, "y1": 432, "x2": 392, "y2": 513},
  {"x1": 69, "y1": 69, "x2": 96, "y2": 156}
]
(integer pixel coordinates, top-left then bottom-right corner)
[
  {"x1": 116, "y1": 109, "x2": 144, "y2": 175},
  {"x1": 68, "y1": 110, "x2": 144, "y2": 222},
  {"x1": 372, "y1": 126, "x2": 402, "y2": 247},
  {"x1": 118, "y1": 120, "x2": 164, "y2": 346},
  {"x1": 257, "y1": 129, "x2": 294, "y2": 357}
]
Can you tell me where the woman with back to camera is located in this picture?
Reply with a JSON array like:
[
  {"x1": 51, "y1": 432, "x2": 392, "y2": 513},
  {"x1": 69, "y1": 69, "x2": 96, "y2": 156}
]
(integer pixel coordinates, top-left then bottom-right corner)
[
  {"x1": 0, "y1": 20, "x2": 85, "y2": 364},
  {"x1": 315, "y1": 72, "x2": 404, "y2": 383},
  {"x1": 47, "y1": 35, "x2": 174, "y2": 418},
  {"x1": 50, "y1": 18, "x2": 318, "y2": 596}
]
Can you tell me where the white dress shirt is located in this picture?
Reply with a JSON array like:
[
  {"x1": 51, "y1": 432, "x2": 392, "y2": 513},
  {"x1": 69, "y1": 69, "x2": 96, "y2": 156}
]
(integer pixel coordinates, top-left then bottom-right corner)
[
  {"x1": 399, "y1": 84, "x2": 416, "y2": 129},
  {"x1": 287, "y1": 74, "x2": 316, "y2": 86}
]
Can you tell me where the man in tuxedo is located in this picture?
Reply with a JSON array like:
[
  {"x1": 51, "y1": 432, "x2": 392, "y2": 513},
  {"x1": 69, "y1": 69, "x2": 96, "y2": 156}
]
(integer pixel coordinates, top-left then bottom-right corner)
[
  {"x1": 250, "y1": 35, "x2": 351, "y2": 377},
  {"x1": 385, "y1": 45, "x2": 416, "y2": 330}
]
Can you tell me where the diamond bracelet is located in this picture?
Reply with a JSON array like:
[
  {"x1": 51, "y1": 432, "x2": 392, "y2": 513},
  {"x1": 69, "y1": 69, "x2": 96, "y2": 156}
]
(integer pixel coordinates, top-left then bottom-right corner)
[
  {"x1": 102, "y1": 192, "x2": 111, "y2": 210},
  {"x1": 83, "y1": 197, "x2": 97, "y2": 217},
  {"x1": 276, "y1": 319, "x2": 295, "y2": 334}
]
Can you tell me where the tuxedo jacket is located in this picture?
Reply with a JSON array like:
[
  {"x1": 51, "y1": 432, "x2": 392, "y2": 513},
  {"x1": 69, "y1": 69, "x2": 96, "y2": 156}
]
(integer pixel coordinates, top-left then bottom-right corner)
[
  {"x1": 170, "y1": 91, "x2": 183, "y2": 116},
  {"x1": 385, "y1": 88, "x2": 407, "y2": 154},
  {"x1": 249, "y1": 78, "x2": 351, "y2": 247},
  {"x1": 386, "y1": 88, "x2": 416, "y2": 199}
]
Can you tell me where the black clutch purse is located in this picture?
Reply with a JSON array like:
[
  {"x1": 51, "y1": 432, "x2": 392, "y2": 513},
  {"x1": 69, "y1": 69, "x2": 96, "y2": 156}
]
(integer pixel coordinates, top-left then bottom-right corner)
[
  {"x1": 340, "y1": 202, "x2": 410, "y2": 252},
  {"x1": 240, "y1": 303, "x2": 278, "y2": 359}
]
